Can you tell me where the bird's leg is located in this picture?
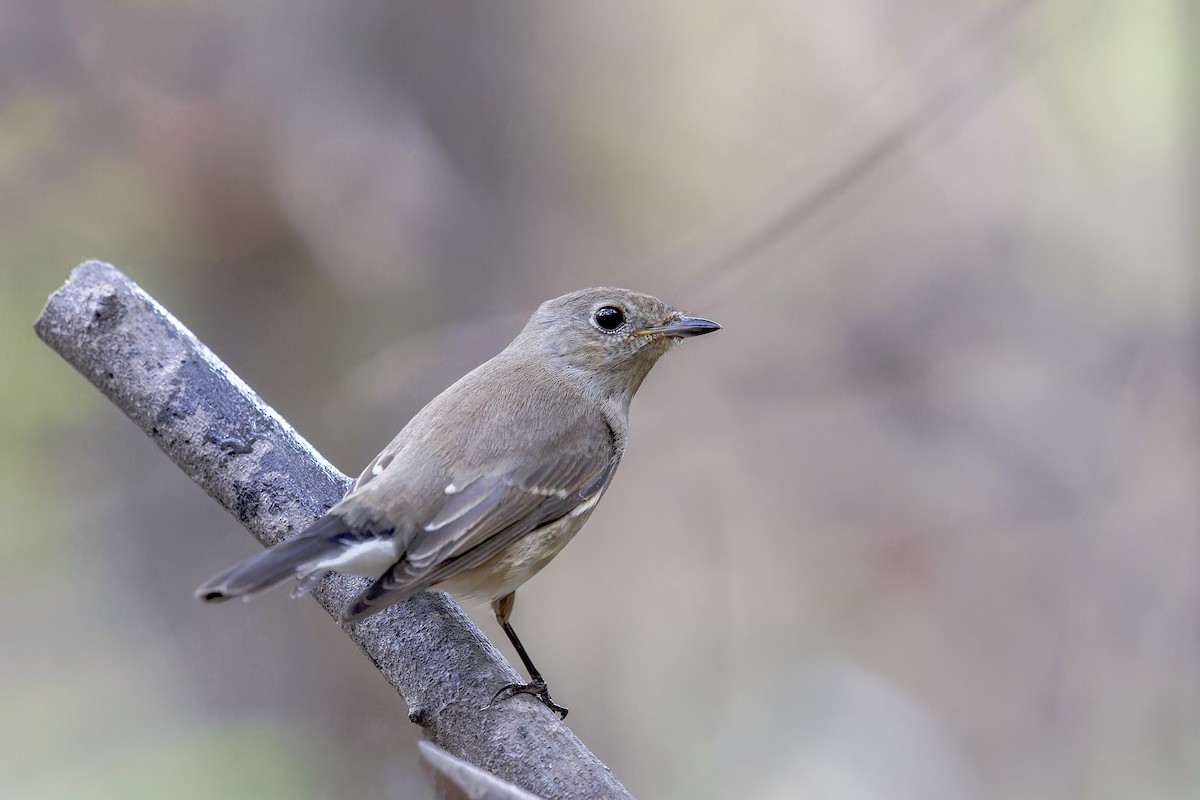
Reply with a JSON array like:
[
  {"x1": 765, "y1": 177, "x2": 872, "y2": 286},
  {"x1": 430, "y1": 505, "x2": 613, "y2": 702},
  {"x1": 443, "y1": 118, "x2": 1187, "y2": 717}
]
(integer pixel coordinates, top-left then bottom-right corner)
[{"x1": 487, "y1": 592, "x2": 568, "y2": 719}]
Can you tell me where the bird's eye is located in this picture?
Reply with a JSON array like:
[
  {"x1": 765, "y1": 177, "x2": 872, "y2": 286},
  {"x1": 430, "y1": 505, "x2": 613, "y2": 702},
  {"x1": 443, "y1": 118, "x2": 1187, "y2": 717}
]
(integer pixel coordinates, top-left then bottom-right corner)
[{"x1": 593, "y1": 305, "x2": 626, "y2": 332}]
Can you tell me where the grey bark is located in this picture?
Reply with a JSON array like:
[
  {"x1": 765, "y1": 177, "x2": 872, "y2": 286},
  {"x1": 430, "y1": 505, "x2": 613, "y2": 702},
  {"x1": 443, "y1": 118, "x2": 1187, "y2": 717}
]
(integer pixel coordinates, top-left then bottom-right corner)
[
  {"x1": 419, "y1": 740, "x2": 545, "y2": 800},
  {"x1": 34, "y1": 260, "x2": 633, "y2": 800}
]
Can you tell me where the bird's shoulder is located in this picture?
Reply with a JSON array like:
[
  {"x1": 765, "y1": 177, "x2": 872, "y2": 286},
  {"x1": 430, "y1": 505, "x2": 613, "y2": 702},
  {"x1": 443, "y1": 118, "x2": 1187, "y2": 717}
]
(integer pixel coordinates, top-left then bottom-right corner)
[{"x1": 341, "y1": 350, "x2": 619, "y2": 523}]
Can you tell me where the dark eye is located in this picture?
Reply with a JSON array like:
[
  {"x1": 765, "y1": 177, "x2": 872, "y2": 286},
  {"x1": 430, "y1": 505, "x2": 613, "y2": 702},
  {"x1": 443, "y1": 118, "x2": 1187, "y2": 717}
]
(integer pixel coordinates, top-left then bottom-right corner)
[{"x1": 593, "y1": 305, "x2": 625, "y2": 332}]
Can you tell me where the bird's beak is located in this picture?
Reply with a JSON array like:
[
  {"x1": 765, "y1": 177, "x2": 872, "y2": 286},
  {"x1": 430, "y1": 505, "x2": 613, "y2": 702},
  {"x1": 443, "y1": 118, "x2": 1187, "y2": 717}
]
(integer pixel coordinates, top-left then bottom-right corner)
[{"x1": 633, "y1": 314, "x2": 722, "y2": 338}]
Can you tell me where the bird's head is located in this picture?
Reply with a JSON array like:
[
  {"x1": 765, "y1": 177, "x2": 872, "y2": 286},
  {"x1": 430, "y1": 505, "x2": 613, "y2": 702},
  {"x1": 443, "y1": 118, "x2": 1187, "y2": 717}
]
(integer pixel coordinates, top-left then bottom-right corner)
[{"x1": 515, "y1": 287, "x2": 720, "y2": 404}]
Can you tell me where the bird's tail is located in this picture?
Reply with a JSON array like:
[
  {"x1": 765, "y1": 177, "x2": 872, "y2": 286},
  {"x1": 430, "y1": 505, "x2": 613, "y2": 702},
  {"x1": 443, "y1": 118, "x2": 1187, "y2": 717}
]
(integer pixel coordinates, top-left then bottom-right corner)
[{"x1": 196, "y1": 528, "x2": 349, "y2": 603}]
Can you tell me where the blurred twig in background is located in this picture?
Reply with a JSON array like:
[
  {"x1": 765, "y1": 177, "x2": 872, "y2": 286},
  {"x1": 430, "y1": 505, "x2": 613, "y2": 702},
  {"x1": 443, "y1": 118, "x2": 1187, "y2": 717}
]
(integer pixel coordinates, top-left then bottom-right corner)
[{"x1": 676, "y1": 0, "x2": 1050, "y2": 303}]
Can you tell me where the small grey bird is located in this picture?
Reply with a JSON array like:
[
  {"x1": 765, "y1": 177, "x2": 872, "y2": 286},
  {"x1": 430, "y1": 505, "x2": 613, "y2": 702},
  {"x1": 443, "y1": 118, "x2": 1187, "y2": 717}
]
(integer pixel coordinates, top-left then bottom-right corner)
[{"x1": 197, "y1": 287, "x2": 719, "y2": 717}]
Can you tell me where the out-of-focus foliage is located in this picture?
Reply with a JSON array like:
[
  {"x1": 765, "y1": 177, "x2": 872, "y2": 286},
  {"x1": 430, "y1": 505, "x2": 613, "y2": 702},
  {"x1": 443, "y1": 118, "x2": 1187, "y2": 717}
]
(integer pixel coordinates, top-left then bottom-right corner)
[{"x1": 3, "y1": 1, "x2": 1195, "y2": 798}]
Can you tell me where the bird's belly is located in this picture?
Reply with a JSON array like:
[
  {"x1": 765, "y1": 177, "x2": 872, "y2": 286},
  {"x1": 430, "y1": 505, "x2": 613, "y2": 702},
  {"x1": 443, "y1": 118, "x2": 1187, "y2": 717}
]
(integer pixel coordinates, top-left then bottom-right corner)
[{"x1": 434, "y1": 512, "x2": 590, "y2": 605}]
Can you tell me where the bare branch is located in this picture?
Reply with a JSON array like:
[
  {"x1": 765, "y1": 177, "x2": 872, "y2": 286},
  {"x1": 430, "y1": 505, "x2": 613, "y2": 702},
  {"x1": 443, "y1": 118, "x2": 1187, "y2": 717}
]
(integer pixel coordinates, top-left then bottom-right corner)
[
  {"x1": 419, "y1": 740, "x2": 544, "y2": 800},
  {"x1": 35, "y1": 260, "x2": 633, "y2": 800}
]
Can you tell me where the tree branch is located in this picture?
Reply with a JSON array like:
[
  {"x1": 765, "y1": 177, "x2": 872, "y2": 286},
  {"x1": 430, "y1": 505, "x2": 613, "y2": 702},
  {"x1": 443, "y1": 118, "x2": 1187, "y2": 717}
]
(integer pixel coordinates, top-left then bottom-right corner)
[{"x1": 35, "y1": 260, "x2": 633, "y2": 800}]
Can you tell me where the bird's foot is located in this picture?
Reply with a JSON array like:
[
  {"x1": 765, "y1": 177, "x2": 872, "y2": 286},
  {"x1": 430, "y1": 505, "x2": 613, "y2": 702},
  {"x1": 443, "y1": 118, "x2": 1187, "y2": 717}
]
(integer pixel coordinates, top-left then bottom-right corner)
[{"x1": 487, "y1": 678, "x2": 568, "y2": 719}]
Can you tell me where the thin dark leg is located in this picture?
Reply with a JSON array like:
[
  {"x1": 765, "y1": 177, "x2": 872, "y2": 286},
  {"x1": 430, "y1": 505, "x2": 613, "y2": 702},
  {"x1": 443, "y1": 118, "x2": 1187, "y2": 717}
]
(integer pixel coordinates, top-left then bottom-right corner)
[{"x1": 488, "y1": 592, "x2": 568, "y2": 719}]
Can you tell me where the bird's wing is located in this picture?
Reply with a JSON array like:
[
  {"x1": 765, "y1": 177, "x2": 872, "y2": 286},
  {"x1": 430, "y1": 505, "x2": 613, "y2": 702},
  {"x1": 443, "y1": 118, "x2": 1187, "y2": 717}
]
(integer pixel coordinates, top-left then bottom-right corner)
[{"x1": 341, "y1": 420, "x2": 616, "y2": 622}]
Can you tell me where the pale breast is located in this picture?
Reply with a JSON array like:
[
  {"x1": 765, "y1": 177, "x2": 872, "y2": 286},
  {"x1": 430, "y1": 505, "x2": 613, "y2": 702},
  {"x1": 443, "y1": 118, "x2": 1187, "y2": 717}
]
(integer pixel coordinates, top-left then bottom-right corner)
[{"x1": 432, "y1": 507, "x2": 594, "y2": 605}]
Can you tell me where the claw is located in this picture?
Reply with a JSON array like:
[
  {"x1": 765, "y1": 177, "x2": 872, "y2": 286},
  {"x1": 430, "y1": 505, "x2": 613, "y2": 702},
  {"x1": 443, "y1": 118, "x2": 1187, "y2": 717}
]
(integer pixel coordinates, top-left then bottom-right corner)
[{"x1": 486, "y1": 678, "x2": 568, "y2": 719}]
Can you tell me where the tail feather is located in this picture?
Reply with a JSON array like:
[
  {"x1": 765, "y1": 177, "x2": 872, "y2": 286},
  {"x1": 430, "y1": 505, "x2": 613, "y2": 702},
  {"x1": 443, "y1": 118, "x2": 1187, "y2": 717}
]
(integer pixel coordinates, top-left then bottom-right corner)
[{"x1": 196, "y1": 534, "x2": 346, "y2": 602}]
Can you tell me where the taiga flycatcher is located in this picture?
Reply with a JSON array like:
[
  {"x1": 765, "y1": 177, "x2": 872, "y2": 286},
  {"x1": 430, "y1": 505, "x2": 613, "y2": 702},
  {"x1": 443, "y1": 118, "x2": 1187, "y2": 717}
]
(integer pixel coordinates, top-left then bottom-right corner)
[{"x1": 197, "y1": 287, "x2": 720, "y2": 716}]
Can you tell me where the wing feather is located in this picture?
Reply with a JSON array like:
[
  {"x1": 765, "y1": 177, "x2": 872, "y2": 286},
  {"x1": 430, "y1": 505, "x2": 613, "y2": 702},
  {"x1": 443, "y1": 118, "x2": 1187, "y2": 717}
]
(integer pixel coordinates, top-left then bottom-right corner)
[{"x1": 342, "y1": 423, "x2": 616, "y2": 622}]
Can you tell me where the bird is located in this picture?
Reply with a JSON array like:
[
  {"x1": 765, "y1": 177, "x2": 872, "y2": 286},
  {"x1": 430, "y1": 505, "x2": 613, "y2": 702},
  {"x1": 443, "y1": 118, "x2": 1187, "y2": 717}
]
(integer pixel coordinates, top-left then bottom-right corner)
[{"x1": 196, "y1": 287, "x2": 720, "y2": 717}]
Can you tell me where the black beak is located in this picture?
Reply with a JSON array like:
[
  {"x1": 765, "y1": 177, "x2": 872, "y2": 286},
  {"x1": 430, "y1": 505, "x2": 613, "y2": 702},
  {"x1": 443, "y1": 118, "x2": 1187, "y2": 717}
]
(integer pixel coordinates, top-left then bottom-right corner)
[{"x1": 633, "y1": 315, "x2": 722, "y2": 338}]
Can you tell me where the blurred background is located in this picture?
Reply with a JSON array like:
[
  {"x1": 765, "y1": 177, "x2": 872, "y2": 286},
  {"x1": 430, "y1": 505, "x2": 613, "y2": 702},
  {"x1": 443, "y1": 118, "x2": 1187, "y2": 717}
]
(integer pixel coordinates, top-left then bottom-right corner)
[{"x1": 3, "y1": 0, "x2": 1196, "y2": 798}]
